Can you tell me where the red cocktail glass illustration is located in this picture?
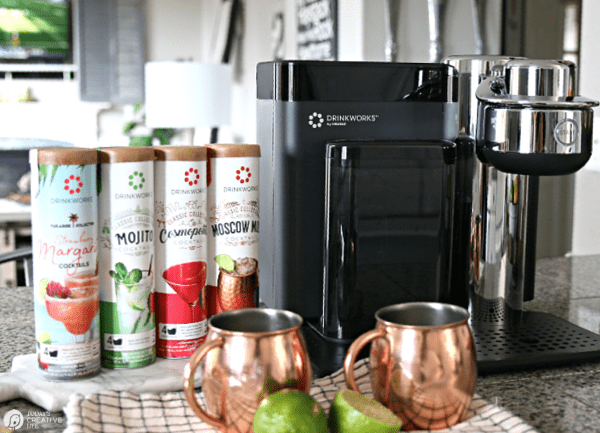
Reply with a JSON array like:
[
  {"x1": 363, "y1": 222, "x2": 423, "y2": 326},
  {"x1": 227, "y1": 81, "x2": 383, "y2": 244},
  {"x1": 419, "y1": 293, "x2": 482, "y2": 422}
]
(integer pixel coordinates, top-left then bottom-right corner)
[
  {"x1": 162, "y1": 261, "x2": 207, "y2": 320},
  {"x1": 45, "y1": 273, "x2": 99, "y2": 342}
]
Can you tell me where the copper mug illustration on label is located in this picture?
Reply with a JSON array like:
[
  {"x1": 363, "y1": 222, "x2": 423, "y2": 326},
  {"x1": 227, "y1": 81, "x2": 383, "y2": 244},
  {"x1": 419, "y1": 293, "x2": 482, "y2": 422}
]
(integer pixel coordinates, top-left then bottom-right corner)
[
  {"x1": 183, "y1": 308, "x2": 312, "y2": 433},
  {"x1": 344, "y1": 302, "x2": 477, "y2": 431},
  {"x1": 217, "y1": 257, "x2": 259, "y2": 311}
]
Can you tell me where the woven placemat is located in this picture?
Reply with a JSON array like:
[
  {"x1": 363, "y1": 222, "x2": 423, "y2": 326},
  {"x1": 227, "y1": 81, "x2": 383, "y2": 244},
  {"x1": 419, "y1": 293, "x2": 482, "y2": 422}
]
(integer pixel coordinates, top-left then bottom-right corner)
[{"x1": 64, "y1": 359, "x2": 538, "y2": 433}]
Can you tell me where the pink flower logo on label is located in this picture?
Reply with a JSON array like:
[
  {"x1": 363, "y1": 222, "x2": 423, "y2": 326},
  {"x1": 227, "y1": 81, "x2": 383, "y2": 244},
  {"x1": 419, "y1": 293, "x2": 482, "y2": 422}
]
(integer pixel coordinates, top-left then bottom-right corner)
[
  {"x1": 185, "y1": 167, "x2": 200, "y2": 186},
  {"x1": 64, "y1": 175, "x2": 83, "y2": 194},
  {"x1": 236, "y1": 166, "x2": 252, "y2": 184}
]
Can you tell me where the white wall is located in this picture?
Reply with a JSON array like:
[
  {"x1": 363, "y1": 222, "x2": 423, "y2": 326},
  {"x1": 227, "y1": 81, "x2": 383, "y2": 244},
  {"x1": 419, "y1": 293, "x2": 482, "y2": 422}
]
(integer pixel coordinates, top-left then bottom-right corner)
[
  {"x1": 145, "y1": 0, "x2": 295, "y2": 145},
  {"x1": 145, "y1": 0, "x2": 204, "y2": 62}
]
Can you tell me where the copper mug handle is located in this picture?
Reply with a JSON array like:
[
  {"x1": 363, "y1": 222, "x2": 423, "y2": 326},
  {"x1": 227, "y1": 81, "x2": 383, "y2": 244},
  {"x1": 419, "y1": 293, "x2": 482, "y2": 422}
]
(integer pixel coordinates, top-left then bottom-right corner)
[
  {"x1": 343, "y1": 328, "x2": 385, "y2": 391},
  {"x1": 183, "y1": 337, "x2": 225, "y2": 430}
]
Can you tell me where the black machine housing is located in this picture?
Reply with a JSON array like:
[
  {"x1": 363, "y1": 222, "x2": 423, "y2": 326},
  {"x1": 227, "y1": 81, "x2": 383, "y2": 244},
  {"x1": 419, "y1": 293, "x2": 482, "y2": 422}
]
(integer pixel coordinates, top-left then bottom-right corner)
[{"x1": 256, "y1": 61, "x2": 467, "y2": 376}]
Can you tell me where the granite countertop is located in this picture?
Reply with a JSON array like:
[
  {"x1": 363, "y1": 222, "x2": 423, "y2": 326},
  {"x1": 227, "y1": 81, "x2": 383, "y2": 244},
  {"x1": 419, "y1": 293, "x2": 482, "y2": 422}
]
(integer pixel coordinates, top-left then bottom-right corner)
[{"x1": 2, "y1": 255, "x2": 600, "y2": 432}]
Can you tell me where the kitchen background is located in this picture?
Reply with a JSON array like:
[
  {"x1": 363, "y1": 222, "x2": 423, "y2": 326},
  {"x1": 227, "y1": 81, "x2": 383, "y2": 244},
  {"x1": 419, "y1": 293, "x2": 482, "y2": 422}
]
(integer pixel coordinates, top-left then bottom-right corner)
[{"x1": 0, "y1": 0, "x2": 599, "y2": 287}]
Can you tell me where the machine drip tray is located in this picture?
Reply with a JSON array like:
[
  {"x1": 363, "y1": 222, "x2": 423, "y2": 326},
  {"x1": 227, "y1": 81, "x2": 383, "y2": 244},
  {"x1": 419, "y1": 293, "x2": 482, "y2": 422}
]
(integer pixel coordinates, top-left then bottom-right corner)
[{"x1": 472, "y1": 310, "x2": 600, "y2": 374}]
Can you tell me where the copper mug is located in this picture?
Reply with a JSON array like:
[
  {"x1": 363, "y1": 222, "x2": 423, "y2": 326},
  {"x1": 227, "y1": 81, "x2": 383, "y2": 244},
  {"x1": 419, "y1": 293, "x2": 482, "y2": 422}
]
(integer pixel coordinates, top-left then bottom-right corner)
[
  {"x1": 183, "y1": 308, "x2": 312, "y2": 433},
  {"x1": 344, "y1": 302, "x2": 477, "y2": 431}
]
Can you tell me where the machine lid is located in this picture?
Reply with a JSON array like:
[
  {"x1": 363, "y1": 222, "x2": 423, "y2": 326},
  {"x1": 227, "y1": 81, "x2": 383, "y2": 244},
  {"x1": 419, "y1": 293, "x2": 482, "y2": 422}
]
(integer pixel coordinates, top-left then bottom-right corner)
[
  {"x1": 505, "y1": 59, "x2": 576, "y2": 97},
  {"x1": 442, "y1": 55, "x2": 524, "y2": 76},
  {"x1": 475, "y1": 59, "x2": 599, "y2": 108},
  {"x1": 475, "y1": 77, "x2": 599, "y2": 108},
  {"x1": 256, "y1": 61, "x2": 458, "y2": 103}
]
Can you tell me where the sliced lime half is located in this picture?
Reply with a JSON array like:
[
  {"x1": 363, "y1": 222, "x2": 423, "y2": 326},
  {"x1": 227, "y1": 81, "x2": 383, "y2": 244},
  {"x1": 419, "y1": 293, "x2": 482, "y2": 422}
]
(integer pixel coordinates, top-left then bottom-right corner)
[
  {"x1": 328, "y1": 389, "x2": 402, "y2": 433},
  {"x1": 215, "y1": 254, "x2": 236, "y2": 272}
]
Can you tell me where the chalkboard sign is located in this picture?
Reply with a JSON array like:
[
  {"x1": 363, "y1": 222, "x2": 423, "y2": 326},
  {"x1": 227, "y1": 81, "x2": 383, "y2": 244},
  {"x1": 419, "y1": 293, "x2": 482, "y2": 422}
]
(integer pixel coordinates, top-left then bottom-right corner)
[{"x1": 297, "y1": 0, "x2": 337, "y2": 60}]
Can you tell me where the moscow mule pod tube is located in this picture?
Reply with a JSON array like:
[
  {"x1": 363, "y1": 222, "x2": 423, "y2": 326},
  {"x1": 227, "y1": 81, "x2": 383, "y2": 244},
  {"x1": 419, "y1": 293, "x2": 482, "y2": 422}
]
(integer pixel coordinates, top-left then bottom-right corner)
[
  {"x1": 206, "y1": 144, "x2": 260, "y2": 317},
  {"x1": 154, "y1": 146, "x2": 208, "y2": 358},
  {"x1": 98, "y1": 147, "x2": 156, "y2": 368},
  {"x1": 30, "y1": 147, "x2": 100, "y2": 380}
]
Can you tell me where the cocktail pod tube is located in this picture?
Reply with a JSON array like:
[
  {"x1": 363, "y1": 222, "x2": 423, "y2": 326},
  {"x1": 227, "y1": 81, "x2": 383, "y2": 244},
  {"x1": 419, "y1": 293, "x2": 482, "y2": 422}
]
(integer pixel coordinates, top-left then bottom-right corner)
[
  {"x1": 154, "y1": 146, "x2": 208, "y2": 359},
  {"x1": 206, "y1": 144, "x2": 260, "y2": 317},
  {"x1": 98, "y1": 147, "x2": 156, "y2": 369},
  {"x1": 30, "y1": 148, "x2": 101, "y2": 380}
]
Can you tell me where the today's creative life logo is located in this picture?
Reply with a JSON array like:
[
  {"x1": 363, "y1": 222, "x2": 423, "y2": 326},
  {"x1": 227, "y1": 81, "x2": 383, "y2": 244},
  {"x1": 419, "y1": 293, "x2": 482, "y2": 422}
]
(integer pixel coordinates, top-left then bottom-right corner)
[
  {"x1": 3, "y1": 409, "x2": 23, "y2": 430},
  {"x1": 2, "y1": 409, "x2": 65, "y2": 430}
]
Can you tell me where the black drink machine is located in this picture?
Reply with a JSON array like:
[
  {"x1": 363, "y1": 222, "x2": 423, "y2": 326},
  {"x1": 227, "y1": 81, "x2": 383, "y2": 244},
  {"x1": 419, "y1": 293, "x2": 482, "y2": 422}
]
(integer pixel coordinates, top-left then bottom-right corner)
[
  {"x1": 257, "y1": 58, "x2": 600, "y2": 376},
  {"x1": 256, "y1": 61, "x2": 467, "y2": 376}
]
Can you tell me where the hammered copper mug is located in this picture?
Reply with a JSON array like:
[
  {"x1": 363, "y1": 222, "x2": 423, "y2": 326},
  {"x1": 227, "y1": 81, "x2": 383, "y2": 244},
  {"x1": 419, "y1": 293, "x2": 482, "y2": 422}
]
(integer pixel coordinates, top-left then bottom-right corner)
[
  {"x1": 344, "y1": 302, "x2": 477, "y2": 431},
  {"x1": 183, "y1": 308, "x2": 312, "y2": 433}
]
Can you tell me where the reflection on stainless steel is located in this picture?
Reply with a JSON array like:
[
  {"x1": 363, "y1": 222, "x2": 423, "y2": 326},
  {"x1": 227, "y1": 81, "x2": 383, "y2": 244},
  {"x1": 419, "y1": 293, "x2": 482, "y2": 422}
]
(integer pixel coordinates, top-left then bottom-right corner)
[
  {"x1": 473, "y1": 169, "x2": 533, "y2": 313},
  {"x1": 474, "y1": 60, "x2": 597, "y2": 161},
  {"x1": 445, "y1": 56, "x2": 521, "y2": 137},
  {"x1": 444, "y1": 55, "x2": 535, "y2": 324},
  {"x1": 183, "y1": 308, "x2": 312, "y2": 433},
  {"x1": 476, "y1": 60, "x2": 598, "y2": 175},
  {"x1": 444, "y1": 55, "x2": 599, "y2": 330},
  {"x1": 471, "y1": 0, "x2": 487, "y2": 55},
  {"x1": 427, "y1": 0, "x2": 447, "y2": 63},
  {"x1": 480, "y1": 107, "x2": 592, "y2": 155},
  {"x1": 344, "y1": 303, "x2": 477, "y2": 431},
  {"x1": 506, "y1": 59, "x2": 576, "y2": 97},
  {"x1": 384, "y1": 0, "x2": 401, "y2": 62}
]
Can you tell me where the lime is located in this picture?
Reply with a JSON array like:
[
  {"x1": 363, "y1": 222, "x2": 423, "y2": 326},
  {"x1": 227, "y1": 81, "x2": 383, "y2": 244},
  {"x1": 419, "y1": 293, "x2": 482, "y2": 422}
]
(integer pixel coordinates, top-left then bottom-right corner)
[
  {"x1": 37, "y1": 278, "x2": 50, "y2": 303},
  {"x1": 253, "y1": 388, "x2": 327, "y2": 433},
  {"x1": 214, "y1": 254, "x2": 236, "y2": 272},
  {"x1": 128, "y1": 299, "x2": 146, "y2": 311},
  {"x1": 37, "y1": 332, "x2": 52, "y2": 344},
  {"x1": 328, "y1": 389, "x2": 402, "y2": 433}
]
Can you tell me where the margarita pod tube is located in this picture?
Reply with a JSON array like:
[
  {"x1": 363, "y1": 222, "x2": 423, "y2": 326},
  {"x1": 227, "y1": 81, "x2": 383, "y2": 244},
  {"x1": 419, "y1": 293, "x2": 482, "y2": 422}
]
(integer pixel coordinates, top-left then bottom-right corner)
[{"x1": 30, "y1": 147, "x2": 100, "y2": 380}]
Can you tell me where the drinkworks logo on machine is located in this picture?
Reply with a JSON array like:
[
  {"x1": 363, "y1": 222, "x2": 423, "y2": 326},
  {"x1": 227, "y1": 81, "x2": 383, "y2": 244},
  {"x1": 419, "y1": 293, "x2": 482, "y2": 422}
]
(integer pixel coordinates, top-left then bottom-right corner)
[{"x1": 308, "y1": 111, "x2": 380, "y2": 128}]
